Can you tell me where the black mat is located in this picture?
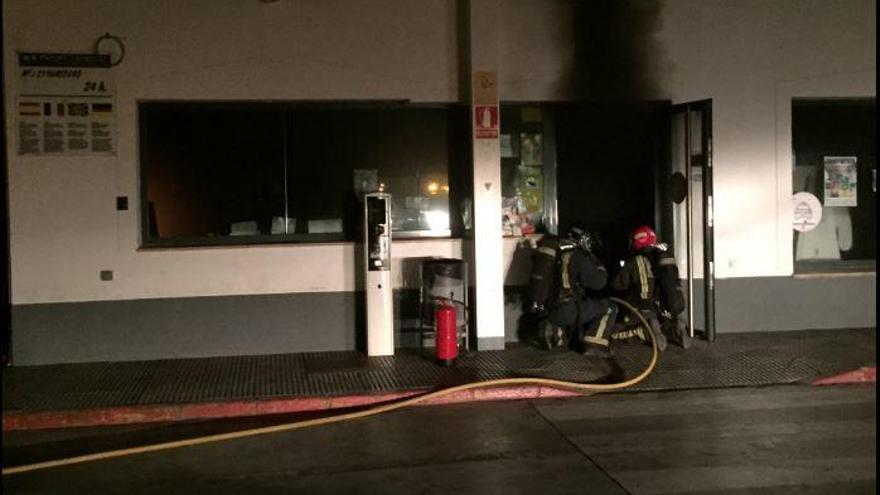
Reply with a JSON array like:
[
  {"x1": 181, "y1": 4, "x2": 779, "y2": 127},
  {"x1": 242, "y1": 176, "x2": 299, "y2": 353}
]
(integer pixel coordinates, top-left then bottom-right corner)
[{"x1": 2, "y1": 329, "x2": 875, "y2": 412}]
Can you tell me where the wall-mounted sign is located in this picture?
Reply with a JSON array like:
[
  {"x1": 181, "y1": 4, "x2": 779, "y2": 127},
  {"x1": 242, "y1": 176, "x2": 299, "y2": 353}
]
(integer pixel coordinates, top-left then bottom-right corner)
[
  {"x1": 472, "y1": 71, "x2": 498, "y2": 140},
  {"x1": 16, "y1": 52, "x2": 115, "y2": 155},
  {"x1": 823, "y1": 156, "x2": 857, "y2": 207},
  {"x1": 474, "y1": 105, "x2": 498, "y2": 139},
  {"x1": 792, "y1": 191, "x2": 822, "y2": 232},
  {"x1": 472, "y1": 71, "x2": 497, "y2": 105}
]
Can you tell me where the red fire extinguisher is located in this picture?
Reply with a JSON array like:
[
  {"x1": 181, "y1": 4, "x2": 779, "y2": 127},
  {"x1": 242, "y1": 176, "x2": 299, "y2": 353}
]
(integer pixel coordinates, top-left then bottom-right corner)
[{"x1": 435, "y1": 301, "x2": 458, "y2": 366}]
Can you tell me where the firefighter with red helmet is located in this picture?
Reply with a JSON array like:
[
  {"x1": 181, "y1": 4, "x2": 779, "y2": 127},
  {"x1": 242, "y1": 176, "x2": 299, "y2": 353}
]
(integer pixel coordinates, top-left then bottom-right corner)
[{"x1": 612, "y1": 225, "x2": 689, "y2": 350}]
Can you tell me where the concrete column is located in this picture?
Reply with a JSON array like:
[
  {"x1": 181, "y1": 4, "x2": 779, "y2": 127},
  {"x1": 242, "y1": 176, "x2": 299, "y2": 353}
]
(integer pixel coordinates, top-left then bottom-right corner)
[{"x1": 467, "y1": 0, "x2": 504, "y2": 350}]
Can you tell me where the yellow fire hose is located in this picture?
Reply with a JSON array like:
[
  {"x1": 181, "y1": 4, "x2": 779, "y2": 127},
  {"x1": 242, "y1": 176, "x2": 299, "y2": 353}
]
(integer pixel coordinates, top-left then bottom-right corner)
[{"x1": 3, "y1": 297, "x2": 658, "y2": 476}]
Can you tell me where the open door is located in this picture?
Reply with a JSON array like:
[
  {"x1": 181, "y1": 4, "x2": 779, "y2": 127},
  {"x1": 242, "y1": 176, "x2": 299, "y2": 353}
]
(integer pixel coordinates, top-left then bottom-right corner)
[{"x1": 659, "y1": 100, "x2": 715, "y2": 342}]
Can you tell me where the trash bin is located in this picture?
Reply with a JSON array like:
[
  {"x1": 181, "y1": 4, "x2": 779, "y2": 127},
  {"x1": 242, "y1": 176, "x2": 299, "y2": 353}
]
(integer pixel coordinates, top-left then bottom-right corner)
[{"x1": 420, "y1": 258, "x2": 469, "y2": 352}]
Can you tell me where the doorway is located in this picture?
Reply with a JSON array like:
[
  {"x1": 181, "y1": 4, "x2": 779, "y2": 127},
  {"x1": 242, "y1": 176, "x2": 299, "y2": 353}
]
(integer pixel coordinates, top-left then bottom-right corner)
[
  {"x1": 554, "y1": 100, "x2": 670, "y2": 268},
  {"x1": 658, "y1": 100, "x2": 715, "y2": 342}
]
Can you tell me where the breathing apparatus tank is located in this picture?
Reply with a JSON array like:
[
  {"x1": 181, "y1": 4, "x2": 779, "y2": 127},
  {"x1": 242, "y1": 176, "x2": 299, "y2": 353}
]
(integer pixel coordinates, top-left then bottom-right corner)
[{"x1": 527, "y1": 235, "x2": 560, "y2": 312}]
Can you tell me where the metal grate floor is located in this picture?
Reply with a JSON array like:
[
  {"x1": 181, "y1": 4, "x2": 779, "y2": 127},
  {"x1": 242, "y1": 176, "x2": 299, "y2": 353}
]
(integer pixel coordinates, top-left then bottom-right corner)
[{"x1": 2, "y1": 329, "x2": 875, "y2": 412}]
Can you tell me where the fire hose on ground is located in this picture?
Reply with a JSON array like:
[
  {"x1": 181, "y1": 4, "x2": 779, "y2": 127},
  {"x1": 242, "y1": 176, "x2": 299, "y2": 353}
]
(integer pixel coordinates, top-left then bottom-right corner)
[{"x1": 2, "y1": 297, "x2": 658, "y2": 476}]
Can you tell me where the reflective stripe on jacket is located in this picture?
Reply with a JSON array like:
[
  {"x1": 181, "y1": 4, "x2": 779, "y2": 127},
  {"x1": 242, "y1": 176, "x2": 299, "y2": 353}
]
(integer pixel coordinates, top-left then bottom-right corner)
[{"x1": 612, "y1": 252, "x2": 655, "y2": 308}]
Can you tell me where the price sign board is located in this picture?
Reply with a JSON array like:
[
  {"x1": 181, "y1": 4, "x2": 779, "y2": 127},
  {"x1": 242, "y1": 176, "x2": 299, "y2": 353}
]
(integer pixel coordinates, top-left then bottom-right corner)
[{"x1": 17, "y1": 53, "x2": 116, "y2": 155}]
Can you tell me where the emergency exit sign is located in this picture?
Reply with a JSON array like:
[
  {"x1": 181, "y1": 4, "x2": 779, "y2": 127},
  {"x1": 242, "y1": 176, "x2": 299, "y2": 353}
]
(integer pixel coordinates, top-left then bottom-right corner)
[{"x1": 474, "y1": 105, "x2": 498, "y2": 139}]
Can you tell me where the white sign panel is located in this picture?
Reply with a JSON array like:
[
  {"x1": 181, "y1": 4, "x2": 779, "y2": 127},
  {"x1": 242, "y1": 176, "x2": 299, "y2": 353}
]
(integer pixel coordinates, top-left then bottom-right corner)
[
  {"x1": 17, "y1": 53, "x2": 115, "y2": 155},
  {"x1": 792, "y1": 192, "x2": 822, "y2": 232}
]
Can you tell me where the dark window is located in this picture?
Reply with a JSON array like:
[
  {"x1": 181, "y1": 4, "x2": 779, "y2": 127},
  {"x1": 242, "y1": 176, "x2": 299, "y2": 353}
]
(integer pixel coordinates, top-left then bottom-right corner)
[
  {"x1": 497, "y1": 101, "x2": 665, "y2": 266},
  {"x1": 499, "y1": 104, "x2": 557, "y2": 236},
  {"x1": 140, "y1": 102, "x2": 469, "y2": 247},
  {"x1": 792, "y1": 98, "x2": 875, "y2": 272}
]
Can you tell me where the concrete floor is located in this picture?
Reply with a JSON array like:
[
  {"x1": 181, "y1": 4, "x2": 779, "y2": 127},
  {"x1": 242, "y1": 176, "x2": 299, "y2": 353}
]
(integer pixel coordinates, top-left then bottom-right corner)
[{"x1": 3, "y1": 384, "x2": 875, "y2": 494}]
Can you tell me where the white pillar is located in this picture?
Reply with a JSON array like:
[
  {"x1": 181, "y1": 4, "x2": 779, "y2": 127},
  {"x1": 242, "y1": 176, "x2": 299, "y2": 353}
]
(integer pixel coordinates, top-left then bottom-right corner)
[{"x1": 468, "y1": 0, "x2": 505, "y2": 350}]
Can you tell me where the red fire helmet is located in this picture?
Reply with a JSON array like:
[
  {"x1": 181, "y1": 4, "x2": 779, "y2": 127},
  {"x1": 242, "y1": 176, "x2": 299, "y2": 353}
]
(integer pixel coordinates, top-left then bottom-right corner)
[{"x1": 630, "y1": 225, "x2": 657, "y2": 251}]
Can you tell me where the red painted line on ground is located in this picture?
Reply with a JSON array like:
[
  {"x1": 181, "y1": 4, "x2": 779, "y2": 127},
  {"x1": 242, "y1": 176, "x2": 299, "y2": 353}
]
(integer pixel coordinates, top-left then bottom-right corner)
[
  {"x1": 328, "y1": 391, "x2": 420, "y2": 409},
  {"x1": 811, "y1": 367, "x2": 876, "y2": 385},
  {"x1": 538, "y1": 386, "x2": 581, "y2": 398},
  {"x1": 419, "y1": 389, "x2": 474, "y2": 405},
  {"x1": 174, "y1": 402, "x2": 258, "y2": 422},
  {"x1": 2, "y1": 385, "x2": 587, "y2": 432},
  {"x1": 254, "y1": 397, "x2": 332, "y2": 414}
]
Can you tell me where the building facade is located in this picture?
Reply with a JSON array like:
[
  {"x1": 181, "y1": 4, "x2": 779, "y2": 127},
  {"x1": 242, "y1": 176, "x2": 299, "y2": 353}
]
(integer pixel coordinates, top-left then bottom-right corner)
[{"x1": 3, "y1": 0, "x2": 875, "y2": 365}]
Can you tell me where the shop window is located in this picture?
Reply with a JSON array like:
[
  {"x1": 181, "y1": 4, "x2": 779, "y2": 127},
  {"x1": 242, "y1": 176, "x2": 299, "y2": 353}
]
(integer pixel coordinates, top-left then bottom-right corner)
[
  {"x1": 140, "y1": 102, "x2": 469, "y2": 247},
  {"x1": 499, "y1": 105, "x2": 557, "y2": 236},
  {"x1": 792, "y1": 98, "x2": 875, "y2": 272}
]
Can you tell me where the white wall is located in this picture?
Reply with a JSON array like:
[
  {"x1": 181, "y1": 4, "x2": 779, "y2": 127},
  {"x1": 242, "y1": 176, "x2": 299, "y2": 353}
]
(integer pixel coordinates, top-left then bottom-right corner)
[
  {"x1": 5, "y1": 0, "x2": 466, "y2": 305},
  {"x1": 657, "y1": 0, "x2": 876, "y2": 278},
  {"x1": 498, "y1": 0, "x2": 876, "y2": 280},
  {"x1": 5, "y1": 0, "x2": 876, "y2": 307},
  {"x1": 3, "y1": 0, "x2": 572, "y2": 307},
  {"x1": 498, "y1": 0, "x2": 575, "y2": 102}
]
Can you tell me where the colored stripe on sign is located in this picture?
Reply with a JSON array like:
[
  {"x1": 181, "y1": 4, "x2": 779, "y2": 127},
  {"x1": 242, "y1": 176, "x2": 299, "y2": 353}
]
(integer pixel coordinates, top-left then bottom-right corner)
[
  {"x1": 19, "y1": 102, "x2": 41, "y2": 116},
  {"x1": 19, "y1": 101, "x2": 40, "y2": 116},
  {"x1": 91, "y1": 103, "x2": 113, "y2": 113}
]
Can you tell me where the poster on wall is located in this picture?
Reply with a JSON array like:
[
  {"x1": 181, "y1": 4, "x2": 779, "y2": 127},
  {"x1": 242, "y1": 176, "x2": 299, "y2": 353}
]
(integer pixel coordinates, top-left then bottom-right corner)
[
  {"x1": 16, "y1": 52, "x2": 115, "y2": 156},
  {"x1": 520, "y1": 133, "x2": 542, "y2": 166},
  {"x1": 823, "y1": 156, "x2": 857, "y2": 207},
  {"x1": 500, "y1": 134, "x2": 515, "y2": 158},
  {"x1": 516, "y1": 166, "x2": 543, "y2": 234}
]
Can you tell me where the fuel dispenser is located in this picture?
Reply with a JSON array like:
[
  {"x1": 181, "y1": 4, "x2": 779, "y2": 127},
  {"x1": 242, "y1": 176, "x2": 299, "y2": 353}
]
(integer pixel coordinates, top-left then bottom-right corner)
[{"x1": 364, "y1": 191, "x2": 394, "y2": 356}]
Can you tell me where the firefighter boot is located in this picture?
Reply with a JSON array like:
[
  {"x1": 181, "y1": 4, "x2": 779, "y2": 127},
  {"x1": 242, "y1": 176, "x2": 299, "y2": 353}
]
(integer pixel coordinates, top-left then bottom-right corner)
[
  {"x1": 651, "y1": 324, "x2": 668, "y2": 352},
  {"x1": 592, "y1": 355, "x2": 626, "y2": 384},
  {"x1": 582, "y1": 342, "x2": 613, "y2": 358},
  {"x1": 674, "y1": 318, "x2": 691, "y2": 349},
  {"x1": 642, "y1": 310, "x2": 667, "y2": 352},
  {"x1": 540, "y1": 320, "x2": 567, "y2": 350},
  {"x1": 660, "y1": 312, "x2": 691, "y2": 349}
]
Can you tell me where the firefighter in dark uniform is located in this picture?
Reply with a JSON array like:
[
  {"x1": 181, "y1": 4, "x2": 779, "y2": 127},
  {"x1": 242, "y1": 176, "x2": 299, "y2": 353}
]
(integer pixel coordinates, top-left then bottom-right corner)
[
  {"x1": 542, "y1": 225, "x2": 618, "y2": 358},
  {"x1": 612, "y1": 225, "x2": 690, "y2": 350}
]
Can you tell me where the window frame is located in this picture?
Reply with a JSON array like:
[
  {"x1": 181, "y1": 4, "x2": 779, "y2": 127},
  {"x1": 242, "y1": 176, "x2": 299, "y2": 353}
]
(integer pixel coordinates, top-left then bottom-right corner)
[
  {"x1": 498, "y1": 101, "x2": 560, "y2": 237},
  {"x1": 790, "y1": 97, "x2": 876, "y2": 275},
  {"x1": 138, "y1": 100, "x2": 468, "y2": 249}
]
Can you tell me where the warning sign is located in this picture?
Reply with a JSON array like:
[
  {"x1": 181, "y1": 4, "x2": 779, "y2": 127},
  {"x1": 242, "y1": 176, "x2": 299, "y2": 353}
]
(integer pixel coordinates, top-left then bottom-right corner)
[
  {"x1": 474, "y1": 105, "x2": 498, "y2": 139},
  {"x1": 473, "y1": 71, "x2": 497, "y2": 105}
]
